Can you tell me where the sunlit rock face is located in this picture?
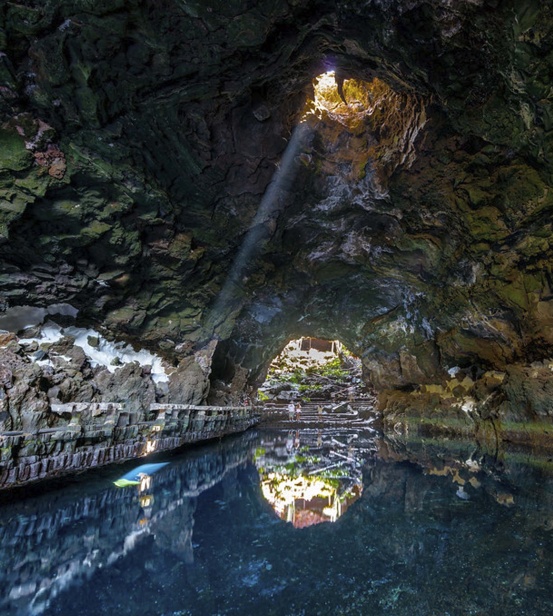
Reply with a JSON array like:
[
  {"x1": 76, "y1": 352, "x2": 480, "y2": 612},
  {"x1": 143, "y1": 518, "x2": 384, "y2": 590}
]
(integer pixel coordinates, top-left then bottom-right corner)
[{"x1": 1, "y1": 1, "x2": 553, "y2": 440}]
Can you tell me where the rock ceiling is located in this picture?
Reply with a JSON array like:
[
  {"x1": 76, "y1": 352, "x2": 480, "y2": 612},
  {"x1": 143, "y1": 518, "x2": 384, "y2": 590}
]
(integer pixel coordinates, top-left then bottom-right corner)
[{"x1": 1, "y1": 0, "x2": 553, "y2": 411}]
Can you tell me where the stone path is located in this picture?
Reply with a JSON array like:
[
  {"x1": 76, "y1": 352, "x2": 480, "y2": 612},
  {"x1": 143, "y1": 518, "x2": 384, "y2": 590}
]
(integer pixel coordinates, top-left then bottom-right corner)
[{"x1": 0, "y1": 403, "x2": 260, "y2": 489}]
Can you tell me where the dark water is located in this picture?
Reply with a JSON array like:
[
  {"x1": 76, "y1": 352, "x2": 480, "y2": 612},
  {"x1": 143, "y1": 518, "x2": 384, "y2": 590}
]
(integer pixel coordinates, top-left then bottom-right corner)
[{"x1": 1, "y1": 424, "x2": 553, "y2": 616}]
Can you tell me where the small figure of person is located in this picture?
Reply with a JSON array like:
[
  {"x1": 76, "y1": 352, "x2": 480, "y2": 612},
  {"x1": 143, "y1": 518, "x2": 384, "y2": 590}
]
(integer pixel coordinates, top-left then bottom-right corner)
[
  {"x1": 317, "y1": 404, "x2": 323, "y2": 416},
  {"x1": 286, "y1": 430, "x2": 294, "y2": 452},
  {"x1": 295, "y1": 402, "x2": 302, "y2": 420},
  {"x1": 287, "y1": 401, "x2": 295, "y2": 420}
]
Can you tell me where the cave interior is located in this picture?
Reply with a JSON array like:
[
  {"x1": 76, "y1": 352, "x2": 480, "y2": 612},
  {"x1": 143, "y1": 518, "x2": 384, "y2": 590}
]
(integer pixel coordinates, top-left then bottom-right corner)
[{"x1": 1, "y1": 0, "x2": 553, "y2": 448}]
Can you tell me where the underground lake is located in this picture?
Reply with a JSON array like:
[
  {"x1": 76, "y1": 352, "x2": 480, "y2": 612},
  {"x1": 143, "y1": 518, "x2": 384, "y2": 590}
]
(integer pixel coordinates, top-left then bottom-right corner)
[
  {"x1": 3, "y1": 1, "x2": 553, "y2": 614},
  {"x1": 1, "y1": 418, "x2": 552, "y2": 616}
]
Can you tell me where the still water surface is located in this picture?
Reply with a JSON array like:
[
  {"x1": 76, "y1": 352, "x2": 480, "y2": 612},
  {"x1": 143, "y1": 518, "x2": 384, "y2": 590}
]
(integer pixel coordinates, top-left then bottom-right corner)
[{"x1": 1, "y1": 424, "x2": 552, "y2": 615}]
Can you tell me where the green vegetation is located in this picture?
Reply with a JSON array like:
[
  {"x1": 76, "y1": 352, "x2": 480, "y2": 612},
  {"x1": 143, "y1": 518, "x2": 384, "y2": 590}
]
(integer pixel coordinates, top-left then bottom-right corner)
[
  {"x1": 307, "y1": 357, "x2": 349, "y2": 381},
  {"x1": 260, "y1": 339, "x2": 361, "y2": 402},
  {"x1": 299, "y1": 383, "x2": 322, "y2": 393},
  {"x1": 267, "y1": 368, "x2": 304, "y2": 383},
  {"x1": 268, "y1": 356, "x2": 349, "y2": 385},
  {"x1": 253, "y1": 447, "x2": 266, "y2": 460}
]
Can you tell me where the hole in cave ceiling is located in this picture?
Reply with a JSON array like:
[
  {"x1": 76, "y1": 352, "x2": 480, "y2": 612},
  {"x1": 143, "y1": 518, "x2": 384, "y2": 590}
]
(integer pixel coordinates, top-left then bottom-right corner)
[
  {"x1": 302, "y1": 70, "x2": 389, "y2": 128},
  {"x1": 299, "y1": 67, "x2": 427, "y2": 187}
]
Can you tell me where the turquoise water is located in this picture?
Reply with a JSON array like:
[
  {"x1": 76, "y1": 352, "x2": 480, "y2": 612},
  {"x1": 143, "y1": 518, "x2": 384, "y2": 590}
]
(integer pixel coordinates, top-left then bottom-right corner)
[{"x1": 1, "y1": 425, "x2": 552, "y2": 615}]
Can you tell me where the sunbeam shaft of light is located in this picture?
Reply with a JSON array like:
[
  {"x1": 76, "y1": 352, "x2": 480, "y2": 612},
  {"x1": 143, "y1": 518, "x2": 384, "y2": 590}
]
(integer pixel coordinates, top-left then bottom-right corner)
[{"x1": 206, "y1": 122, "x2": 311, "y2": 336}]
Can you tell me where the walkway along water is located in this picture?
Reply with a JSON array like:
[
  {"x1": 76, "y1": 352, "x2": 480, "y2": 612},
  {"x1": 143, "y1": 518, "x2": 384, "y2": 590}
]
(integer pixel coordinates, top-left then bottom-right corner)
[{"x1": 0, "y1": 403, "x2": 259, "y2": 489}]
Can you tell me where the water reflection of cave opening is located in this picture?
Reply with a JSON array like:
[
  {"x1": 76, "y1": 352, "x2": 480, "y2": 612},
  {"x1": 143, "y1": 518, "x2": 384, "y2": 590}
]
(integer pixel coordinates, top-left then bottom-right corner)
[{"x1": 253, "y1": 428, "x2": 366, "y2": 528}]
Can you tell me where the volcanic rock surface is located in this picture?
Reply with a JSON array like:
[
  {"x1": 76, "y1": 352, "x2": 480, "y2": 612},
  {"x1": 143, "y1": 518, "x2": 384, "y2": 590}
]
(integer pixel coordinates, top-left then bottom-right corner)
[{"x1": 1, "y1": 0, "x2": 553, "y2": 443}]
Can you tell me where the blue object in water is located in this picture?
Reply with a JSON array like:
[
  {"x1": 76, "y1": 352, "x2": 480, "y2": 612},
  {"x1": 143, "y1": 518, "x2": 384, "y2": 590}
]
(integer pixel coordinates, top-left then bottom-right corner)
[{"x1": 114, "y1": 462, "x2": 169, "y2": 487}]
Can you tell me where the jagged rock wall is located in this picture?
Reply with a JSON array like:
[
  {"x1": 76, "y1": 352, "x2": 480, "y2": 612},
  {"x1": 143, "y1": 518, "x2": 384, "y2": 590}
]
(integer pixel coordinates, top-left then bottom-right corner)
[
  {"x1": 1, "y1": 1, "x2": 553, "y2": 442},
  {"x1": 377, "y1": 360, "x2": 553, "y2": 448}
]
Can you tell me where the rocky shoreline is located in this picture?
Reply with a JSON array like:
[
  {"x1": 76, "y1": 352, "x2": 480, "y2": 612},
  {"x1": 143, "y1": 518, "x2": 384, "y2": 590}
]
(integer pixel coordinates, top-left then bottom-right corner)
[
  {"x1": 378, "y1": 361, "x2": 553, "y2": 452},
  {"x1": 0, "y1": 315, "x2": 259, "y2": 490}
]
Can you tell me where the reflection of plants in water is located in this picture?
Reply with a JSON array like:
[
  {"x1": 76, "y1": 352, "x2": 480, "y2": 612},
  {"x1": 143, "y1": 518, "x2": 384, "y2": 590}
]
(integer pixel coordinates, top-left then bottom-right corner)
[
  {"x1": 261, "y1": 471, "x2": 337, "y2": 504},
  {"x1": 259, "y1": 469, "x2": 362, "y2": 527},
  {"x1": 257, "y1": 445, "x2": 363, "y2": 527},
  {"x1": 321, "y1": 468, "x2": 347, "y2": 478},
  {"x1": 270, "y1": 452, "x2": 322, "y2": 476},
  {"x1": 340, "y1": 489, "x2": 358, "y2": 502},
  {"x1": 283, "y1": 462, "x2": 298, "y2": 475},
  {"x1": 253, "y1": 429, "x2": 370, "y2": 526},
  {"x1": 295, "y1": 455, "x2": 321, "y2": 465},
  {"x1": 253, "y1": 447, "x2": 266, "y2": 460}
]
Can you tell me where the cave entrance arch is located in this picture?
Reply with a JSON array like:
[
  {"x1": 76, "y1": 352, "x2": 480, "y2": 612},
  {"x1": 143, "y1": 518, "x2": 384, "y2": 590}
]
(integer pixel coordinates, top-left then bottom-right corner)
[{"x1": 258, "y1": 337, "x2": 364, "y2": 406}]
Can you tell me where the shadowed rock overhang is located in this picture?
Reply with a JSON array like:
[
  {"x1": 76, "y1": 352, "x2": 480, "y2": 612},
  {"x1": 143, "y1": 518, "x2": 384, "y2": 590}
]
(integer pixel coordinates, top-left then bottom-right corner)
[{"x1": 0, "y1": 0, "x2": 552, "y2": 448}]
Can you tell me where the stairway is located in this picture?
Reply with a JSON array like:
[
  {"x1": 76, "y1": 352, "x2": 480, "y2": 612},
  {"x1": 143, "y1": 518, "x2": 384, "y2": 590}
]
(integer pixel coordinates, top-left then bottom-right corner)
[{"x1": 259, "y1": 400, "x2": 376, "y2": 427}]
